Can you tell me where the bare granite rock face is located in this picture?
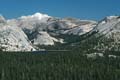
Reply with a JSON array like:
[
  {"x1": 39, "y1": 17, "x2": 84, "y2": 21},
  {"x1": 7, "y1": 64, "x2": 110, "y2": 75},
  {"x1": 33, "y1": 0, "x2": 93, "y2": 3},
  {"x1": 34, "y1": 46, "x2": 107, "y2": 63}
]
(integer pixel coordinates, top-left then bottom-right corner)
[
  {"x1": 0, "y1": 12, "x2": 120, "y2": 51},
  {"x1": 16, "y1": 13, "x2": 97, "y2": 45},
  {"x1": 92, "y1": 16, "x2": 120, "y2": 40},
  {"x1": 0, "y1": 17, "x2": 35, "y2": 51}
]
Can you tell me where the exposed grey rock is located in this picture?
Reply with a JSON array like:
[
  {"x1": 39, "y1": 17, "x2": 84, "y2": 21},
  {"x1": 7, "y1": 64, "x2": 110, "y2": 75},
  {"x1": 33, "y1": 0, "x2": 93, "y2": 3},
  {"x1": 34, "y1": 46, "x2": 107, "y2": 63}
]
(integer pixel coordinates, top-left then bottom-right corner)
[
  {"x1": 0, "y1": 15, "x2": 6, "y2": 24},
  {"x1": 15, "y1": 13, "x2": 97, "y2": 46},
  {"x1": 92, "y1": 16, "x2": 120, "y2": 41},
  {"x1": 33, "y1": 31, "x2": 58, "y2": 45},
  {"x1": 0, "y1": 19, "x2": 35, "y2": 51},
  {"x1": 0, "y1": 13, "x2": 120, "y2": 51}
]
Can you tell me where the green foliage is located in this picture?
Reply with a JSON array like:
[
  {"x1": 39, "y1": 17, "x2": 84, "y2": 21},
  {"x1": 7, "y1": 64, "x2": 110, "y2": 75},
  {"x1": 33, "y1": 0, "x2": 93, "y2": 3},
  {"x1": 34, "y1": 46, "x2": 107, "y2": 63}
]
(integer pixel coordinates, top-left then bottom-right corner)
[
  {"x1": 0, "y1": 31, "x2": 120, "y2": 80},
  {"x1": 0, "y1": 51, "x2": 120, "y2": 80}
]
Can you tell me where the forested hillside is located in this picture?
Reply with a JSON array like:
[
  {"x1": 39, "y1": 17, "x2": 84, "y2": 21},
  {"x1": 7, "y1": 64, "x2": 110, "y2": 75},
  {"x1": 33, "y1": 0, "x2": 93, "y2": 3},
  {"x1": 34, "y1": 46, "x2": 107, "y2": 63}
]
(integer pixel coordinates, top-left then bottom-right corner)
[
  {"x1": 0, "y1": 34, "x2": 120, "y2": 80},
  {"x1": 0, "y1": 50, "x2": 120, "y2": 80}
]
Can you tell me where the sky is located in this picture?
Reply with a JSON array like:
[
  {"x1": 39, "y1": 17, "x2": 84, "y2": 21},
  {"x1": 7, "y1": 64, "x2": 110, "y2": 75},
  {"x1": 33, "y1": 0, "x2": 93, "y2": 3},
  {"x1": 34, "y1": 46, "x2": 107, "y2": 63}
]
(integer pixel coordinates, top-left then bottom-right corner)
[{"x1": 0, "y1": 0, "x2": 120, "y2": 20}]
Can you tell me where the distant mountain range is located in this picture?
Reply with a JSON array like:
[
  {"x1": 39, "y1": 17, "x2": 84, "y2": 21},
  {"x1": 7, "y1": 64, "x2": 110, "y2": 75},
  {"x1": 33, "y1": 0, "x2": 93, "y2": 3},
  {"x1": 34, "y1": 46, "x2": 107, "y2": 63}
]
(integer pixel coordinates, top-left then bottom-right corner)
[{"x1": 0, "y1": 13, "x2": 120, "y2": 52}]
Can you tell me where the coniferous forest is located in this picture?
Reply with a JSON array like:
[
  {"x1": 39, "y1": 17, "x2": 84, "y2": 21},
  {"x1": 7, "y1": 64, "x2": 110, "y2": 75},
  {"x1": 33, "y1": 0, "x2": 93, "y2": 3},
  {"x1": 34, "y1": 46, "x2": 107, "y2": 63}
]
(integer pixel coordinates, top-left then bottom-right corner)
[
  {"x1": 0, "y1": 35, "x2": 120, "y2": 80},
  {"x1": 0, "y1": 51, "x2": 120, "y2": 80},
  {"x1": 0, "y1": 0, "x2": 120, "y2": 79},
  {"x1": 0, "y1": 37, "x2": 120, "y2": 80}
]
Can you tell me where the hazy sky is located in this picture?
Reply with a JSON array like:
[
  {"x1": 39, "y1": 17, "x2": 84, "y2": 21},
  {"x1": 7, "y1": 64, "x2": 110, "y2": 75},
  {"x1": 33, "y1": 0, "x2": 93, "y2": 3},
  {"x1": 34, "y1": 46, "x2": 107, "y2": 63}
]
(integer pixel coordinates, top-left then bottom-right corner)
[{"x1": 0, "y1": 0, "x2": 120, "y2": 20}]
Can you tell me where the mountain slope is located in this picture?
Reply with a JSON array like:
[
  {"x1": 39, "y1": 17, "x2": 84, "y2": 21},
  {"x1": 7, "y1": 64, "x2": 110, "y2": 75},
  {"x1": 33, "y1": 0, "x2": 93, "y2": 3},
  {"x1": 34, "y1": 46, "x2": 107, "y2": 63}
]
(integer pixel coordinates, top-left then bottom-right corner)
[
  {"x1": 0, "y1": 16, "x2": 35, "y2": 51},
  {"x1": 82, "y1": 16, "x2": 120, "y2": 53},
  {"x1": 0, "y1": 13, "x2": 120, "y2": 51},
  {"x1": 16, "y1": 13, "x2": 97, "y2": 46}
]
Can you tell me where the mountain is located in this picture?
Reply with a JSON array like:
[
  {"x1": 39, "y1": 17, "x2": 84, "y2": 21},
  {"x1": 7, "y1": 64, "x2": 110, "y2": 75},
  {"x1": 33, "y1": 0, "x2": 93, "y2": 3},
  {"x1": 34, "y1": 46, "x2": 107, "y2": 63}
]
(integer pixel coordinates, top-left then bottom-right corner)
[
  {"x1": 93, "y1": 16, "x2": 120, "y2": 38},
  {"x1": 89, "y1": 16, "x2": 120, "y2": 52},
  {"x1": 0, "y1": 13, "x2": 120, "y2": 52},
  {"x1": 17, "y1": 13, "x2": 97, "y2": 46},
  {"x1": 0, "y1": 16, "x2": 35, "y2": 51}
]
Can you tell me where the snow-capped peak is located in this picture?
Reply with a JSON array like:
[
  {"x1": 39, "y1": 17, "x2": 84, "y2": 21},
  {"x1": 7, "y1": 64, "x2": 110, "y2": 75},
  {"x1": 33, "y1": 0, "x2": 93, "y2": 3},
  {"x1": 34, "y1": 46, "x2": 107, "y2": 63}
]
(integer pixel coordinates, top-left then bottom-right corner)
[{"x1": 20, "y1": 12, "x2": 51, "y2": 20}]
